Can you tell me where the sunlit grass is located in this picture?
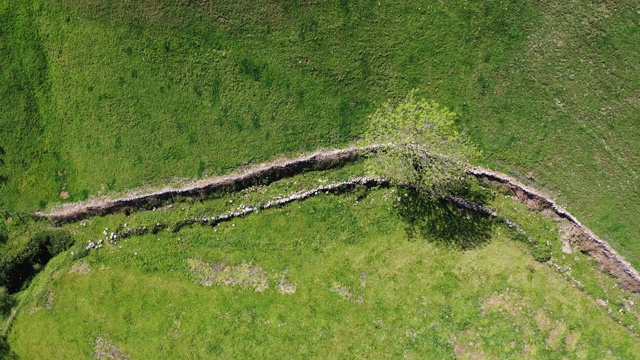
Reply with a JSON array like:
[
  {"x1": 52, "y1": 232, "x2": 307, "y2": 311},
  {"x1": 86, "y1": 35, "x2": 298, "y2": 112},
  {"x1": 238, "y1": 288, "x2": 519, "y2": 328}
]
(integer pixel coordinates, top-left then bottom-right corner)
[
  {"x1": 9, "y1": 187, "x2": 640, "y2": 358},
  {"x1": 2, "y1": 0, "x2": 638, "y2": 266}
]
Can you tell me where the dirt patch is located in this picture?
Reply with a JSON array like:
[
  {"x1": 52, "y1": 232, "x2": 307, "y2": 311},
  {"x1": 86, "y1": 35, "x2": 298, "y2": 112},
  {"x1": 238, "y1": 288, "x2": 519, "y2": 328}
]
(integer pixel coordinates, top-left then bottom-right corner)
[
  {"x1": 512, "y1": 187, "x2": 550, "y2": 212},
  {"x1": 535, "y1": 309, "x2": 552, "y2": 331},
  {"x1": 59, "y1": 191, "x2": 69, "y2": 199},
  {"x1": 481, "y1": 293, "x2": 525, "y2": 317},
  {"x1": 561, "y1": 240, "x2": 573, "y2": 254},
  {"x1": 69, "y1": 261, "x2": 92, "y2": 274},
  {"x1": 276, "y1": 279, "x2": 297, "y2": 294},
  {"x1": 276, "y1": 267, "x2": 297, "y2": 294},
  {"x1": 274, "y1": 269, "x2": 296, "y2": 295},
  {"x1": 453, "y1": 342, "x2": 486, "y2": 360},
  {"x1": 546, "y1": 321, "x2": 567, "y2": 350},
  {"x1": 330, "y1": 282, "x2": 364, "y2": 304},
  {"x1": 558, "y1": 219, "x2": 584, "y2": 254},
  {"x1": 187, "y1": 258, "x2": 269, "y2": 292},
  {"x1": 94, "y1": 336, "x2": 129, "y2": 360},
  {"x1": 44, "y1": 291, "x2": 54, "y2": 309},
  {"x1": 565, "y1": 331, "x2": 580, "y2": 351}
]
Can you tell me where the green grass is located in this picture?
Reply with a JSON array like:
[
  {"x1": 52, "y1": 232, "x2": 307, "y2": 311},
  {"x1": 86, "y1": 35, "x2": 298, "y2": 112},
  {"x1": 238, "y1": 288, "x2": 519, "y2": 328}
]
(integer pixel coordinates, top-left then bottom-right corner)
[
  {"x1": 1, "y1": 0, "x2": 638, "y2": 267},
  {"x1": 459, "y1": 0, "x2": 640, "y2": 266},
  {"x1": 8, "y1": 186, "x2": 640, "y2": 358},
  {"x1": 1, "y1": 1, "x2": 639, "y2": 354}
]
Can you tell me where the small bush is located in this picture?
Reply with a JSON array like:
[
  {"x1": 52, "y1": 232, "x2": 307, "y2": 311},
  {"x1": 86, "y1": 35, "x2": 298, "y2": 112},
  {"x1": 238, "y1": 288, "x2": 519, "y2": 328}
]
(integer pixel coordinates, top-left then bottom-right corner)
[
  {"x1": 530, "y1": 240, "x2": 552, "y2": 262},
  {"x1": 31, "y1": 230, "x2": 75, "y2": 257}
]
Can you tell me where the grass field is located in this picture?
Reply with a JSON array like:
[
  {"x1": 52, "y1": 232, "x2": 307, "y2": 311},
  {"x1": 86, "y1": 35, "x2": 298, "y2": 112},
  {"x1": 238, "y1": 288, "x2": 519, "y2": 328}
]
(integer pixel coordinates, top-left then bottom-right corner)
[
  {"x1": 1, "y1": 1, "x2": 639, "y2": 356},
  {"x1": 0, "y1": 0, "x2": 638, "y2": 265},
  {"x1": 7, "y1": 183, "x2": 640, "y2": 358}
]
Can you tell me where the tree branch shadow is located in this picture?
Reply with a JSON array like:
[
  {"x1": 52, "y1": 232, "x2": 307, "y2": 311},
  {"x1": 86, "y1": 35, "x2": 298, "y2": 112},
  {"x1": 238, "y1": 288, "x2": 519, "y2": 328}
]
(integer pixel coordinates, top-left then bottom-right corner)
[{"x1": 395, "y1": 183, "x2": 494, "y2": 250}]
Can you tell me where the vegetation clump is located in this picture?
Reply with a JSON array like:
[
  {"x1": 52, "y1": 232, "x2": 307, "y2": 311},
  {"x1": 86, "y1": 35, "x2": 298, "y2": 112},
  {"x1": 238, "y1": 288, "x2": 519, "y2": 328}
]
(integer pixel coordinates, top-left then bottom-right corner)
[
  {"x1": 361, "y1": 90, "x2": 479, "y2": 199},
  {"x1": 0, "y1": 230, "x2": 74, "y2": 293},
  {"x1": 362, "y1": 91, "x2": 493, "y2": 248}
]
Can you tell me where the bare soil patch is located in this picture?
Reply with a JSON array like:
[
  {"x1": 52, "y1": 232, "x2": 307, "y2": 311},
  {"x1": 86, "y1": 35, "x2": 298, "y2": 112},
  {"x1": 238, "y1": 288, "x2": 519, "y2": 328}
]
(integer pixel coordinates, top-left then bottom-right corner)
[
  {"x1": 44, "y1": 291, "x2": 54, "y2": 309},
  {"x1": 330, "y1": 282, "x2": 364, "y2": 304},
  {"x1": 69, "y1": 261, "x2": 92, "y2": 274},
  {"x1": 535, "y1": 309, "x2": 552, "y2": 331},
  {"x1": 187, "y1": 258, "x2": 269, "y2": 292},
  {"x1": 453, "y1": 342, "x2": 487, "y2": 360},
  {"x1": 565, "y1": 331, "x2": 580, "y2": 351},
  {"x1": 94, "y1": 336, "x2": 129, "y2": 360},
  {"x1": 481, "y1": 292, "x2": 526, "y2": 317},
  {"x1": 546, "y1": 321, "x2": 567, "y2": 350}
]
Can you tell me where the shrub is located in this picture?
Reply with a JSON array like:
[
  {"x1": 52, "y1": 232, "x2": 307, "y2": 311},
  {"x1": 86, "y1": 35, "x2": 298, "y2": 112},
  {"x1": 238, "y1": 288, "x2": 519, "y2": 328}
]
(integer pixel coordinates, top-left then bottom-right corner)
[
  {"x1": 32, "y1": 230, "x2": 75, "y2": 257},
  {"x1": 0, "y1": 286, "x2": 13, "y2": 316},
  {"x1": 0, "y1": 230, "x2": 75, "y2": 293},
  {"x1": 0, "y1": 335, "x2": 17, "y2": 359}
]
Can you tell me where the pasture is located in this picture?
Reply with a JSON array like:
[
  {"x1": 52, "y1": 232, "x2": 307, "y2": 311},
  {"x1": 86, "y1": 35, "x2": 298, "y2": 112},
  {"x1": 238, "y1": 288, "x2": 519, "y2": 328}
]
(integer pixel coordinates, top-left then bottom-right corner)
[
  {"x1": 9, "y1": 183, "x2": 640, "y2": 358},
  {"x1": 1, "y1": 0, "x2": 638, "y2": 263}
]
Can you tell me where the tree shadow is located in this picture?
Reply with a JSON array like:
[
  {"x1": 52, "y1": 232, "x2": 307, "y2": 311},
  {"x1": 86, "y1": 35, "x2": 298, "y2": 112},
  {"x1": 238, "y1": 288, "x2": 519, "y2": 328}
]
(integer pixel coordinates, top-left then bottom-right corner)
[{"x1": 395, "y1": 183, "x2": 494, "y2": 250}]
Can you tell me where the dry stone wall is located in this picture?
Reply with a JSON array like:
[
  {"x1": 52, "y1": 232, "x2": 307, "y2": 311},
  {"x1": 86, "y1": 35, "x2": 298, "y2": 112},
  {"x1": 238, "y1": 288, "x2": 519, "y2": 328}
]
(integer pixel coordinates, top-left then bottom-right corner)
[
  {"x1": 41, "y1": 147, "x2": 640, "y2": 293},
  {"x1": 469, "y1": 167, "x2": 640, "y2": 293}
]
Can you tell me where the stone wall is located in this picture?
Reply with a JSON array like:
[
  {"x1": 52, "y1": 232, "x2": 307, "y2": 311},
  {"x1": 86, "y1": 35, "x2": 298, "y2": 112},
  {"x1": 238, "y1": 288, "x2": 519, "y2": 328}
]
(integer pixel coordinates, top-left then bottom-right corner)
[{"x1": 42, "y1": 146, "x2": 640, "y2": 293}]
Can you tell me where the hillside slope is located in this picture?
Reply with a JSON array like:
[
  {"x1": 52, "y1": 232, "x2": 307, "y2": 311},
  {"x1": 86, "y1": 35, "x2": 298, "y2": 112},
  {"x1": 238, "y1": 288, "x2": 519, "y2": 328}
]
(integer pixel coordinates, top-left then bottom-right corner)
[{"x1": 0, "y1": 1, "x2": 638, "y2": 264}]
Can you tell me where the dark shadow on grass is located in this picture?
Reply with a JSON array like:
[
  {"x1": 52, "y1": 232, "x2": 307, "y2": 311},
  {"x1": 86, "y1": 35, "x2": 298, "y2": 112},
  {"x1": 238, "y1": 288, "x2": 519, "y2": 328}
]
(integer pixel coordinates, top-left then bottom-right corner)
[
  {"x1": 0, "y1": 336, "x2": 17, "y2": 360},
  {"x1": 396, "y1": 184, "x2": 494, "y2": 250}
]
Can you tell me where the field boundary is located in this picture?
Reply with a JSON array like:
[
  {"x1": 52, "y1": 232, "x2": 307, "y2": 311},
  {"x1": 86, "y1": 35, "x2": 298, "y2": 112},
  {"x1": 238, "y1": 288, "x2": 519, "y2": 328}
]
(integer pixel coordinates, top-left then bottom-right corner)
[
  {"x1": 469, "y1": 167, "x2": 640, "y2": 293},
  {"x1": 40, "y1": 147, "x2": 640, "y2": 293},
  {"x1": 41, "y1": 147, "x2": 363, "y2": 222}
]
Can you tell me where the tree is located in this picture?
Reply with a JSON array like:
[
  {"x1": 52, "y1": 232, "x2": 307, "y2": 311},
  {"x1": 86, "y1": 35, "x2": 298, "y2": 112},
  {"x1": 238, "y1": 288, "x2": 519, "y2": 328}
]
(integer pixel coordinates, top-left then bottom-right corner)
[{"x1": 361, "y1": 90, "x2": 479, "y2": 198}]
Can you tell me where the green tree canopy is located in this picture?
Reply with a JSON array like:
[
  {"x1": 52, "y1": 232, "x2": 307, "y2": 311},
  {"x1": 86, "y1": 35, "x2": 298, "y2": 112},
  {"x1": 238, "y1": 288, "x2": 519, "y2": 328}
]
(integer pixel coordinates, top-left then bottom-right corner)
[{"x1": 361, "y1": 90, "x2": 479, "y2": 198}]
